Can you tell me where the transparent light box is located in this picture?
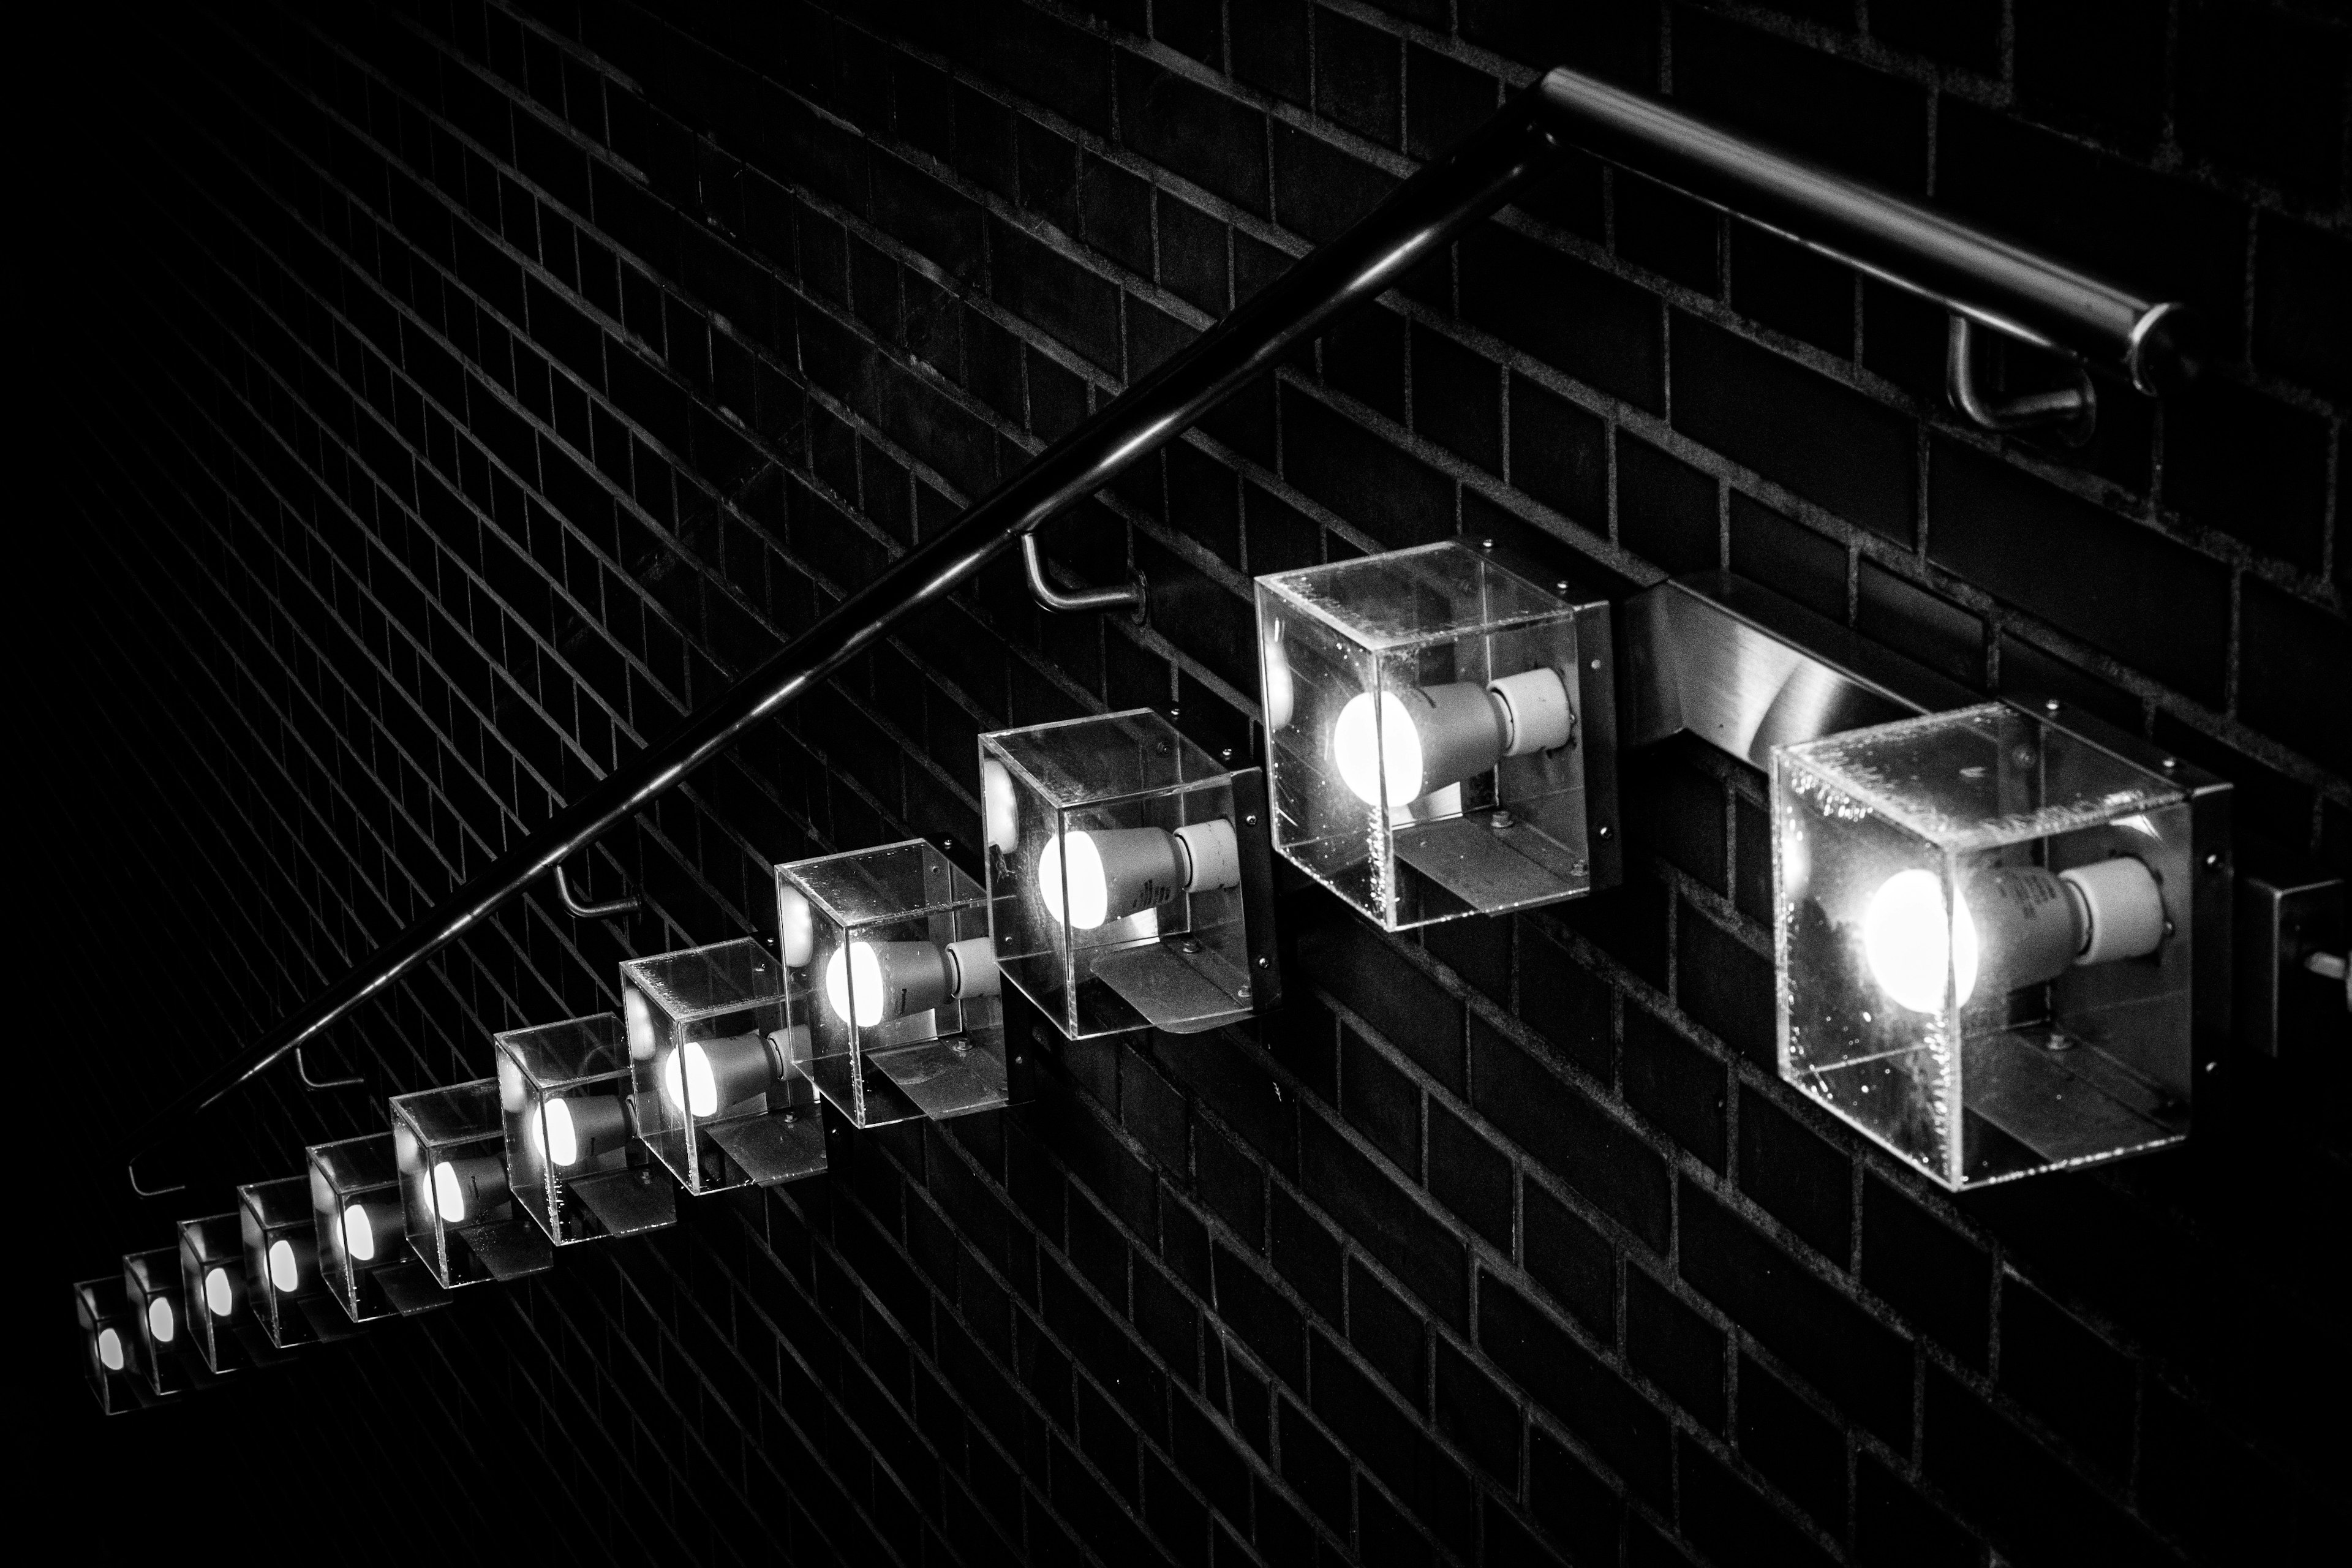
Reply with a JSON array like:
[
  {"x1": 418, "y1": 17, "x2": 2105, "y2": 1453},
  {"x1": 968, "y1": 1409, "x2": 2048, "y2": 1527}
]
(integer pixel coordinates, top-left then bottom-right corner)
[
  {"x1": 624, "y1": 939, "x2": 827, "y2": 1194},
  {"x1": 122, "y1": 1248, "x2": 203, "y2": 1396},
  {"x1": 1256, "y1": 541, "x2": 1616, "y2": 931},
  {"x1": 496, "y1": 1011, "x2": 677, "y2": 1246},
  {"x1": 308, "y1": 1134, "x2": 450, "y2": 1322},
  {"x1": 239, "y1": 1175, "x2": 353, "y2": 1350},
  {"x1": 181, "y1": 1212, "x2": 273, "y2": 1374},
  {"x1": 981, "y1": 709, "x2": 1280, "y2": 1040},
  {"x1": 1774, "y1": 701, "x2": 2226, "y2": 1189},
  {"x1": 392, "y1": 1078, "x2": 553, "y2": 1289},
  {"x1": 75, "y1": 1276, "x2": 145, "y2": 1414},
  {"x1": 777, "y1": 839, "x2": 1012, "y2": 1127}
]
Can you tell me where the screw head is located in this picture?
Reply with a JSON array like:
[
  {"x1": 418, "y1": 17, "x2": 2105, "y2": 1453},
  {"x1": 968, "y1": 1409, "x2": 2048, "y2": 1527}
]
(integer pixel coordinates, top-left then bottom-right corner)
[
  {"x1": 1596, "y1": 824, "x2": 1612, "y2": 839},
  {"x1": 2045, "y1": 699, "x2": 2062, "y2": 712},
  {"x1": 2161, "y1": 758, "x2": 2178, "y2": 770}
]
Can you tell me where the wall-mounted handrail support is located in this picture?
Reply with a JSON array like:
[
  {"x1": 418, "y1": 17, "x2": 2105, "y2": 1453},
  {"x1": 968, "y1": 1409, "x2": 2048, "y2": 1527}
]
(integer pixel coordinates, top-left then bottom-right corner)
[
  {"x1": 295, "y1": 1046, "x2": 366, "y2": 1091},
  {"x1": 121, "y1": 64, "x2": 2198, "y2": 1196},
  {"x1": 1021, "y1": 532, "x2": 1145, "y2": 618},
  {"x1": 1945, "y1": 315, "x2": 2098, "y2": 444},
  {"x1": 553, "y1": 860, "x2": 641, "y2": 920}
]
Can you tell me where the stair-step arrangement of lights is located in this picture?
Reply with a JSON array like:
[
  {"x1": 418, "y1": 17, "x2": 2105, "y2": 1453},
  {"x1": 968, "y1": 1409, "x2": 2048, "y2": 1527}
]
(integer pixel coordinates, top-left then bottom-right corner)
[{"x1": 85, "y1": 544, "x2": 2347, "y2": 1412}]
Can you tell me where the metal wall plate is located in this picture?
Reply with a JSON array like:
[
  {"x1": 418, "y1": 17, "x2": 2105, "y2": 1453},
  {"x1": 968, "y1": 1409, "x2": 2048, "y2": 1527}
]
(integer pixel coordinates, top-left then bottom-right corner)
[{"x1": 2236, "y1": 858, "x2": 2346, "y2": 1059}]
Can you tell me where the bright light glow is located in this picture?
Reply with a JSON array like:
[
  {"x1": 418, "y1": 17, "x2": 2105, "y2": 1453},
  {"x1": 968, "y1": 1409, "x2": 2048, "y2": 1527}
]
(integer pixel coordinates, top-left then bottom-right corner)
[
  {"x1": 824, "y1": 942, "x2": 888, "y2": 1027},
  {"x1": 1332, "y1": 691, "x2": 1424, "y2": 807},
  {"x1": 662, "y1": 1044, "x2": 722, "y2": 1116},
  {"x1": 205, "y1": 1267, "x2": 235, "y2": 1319},
  {"x1": 1861, "y1": 869, "x2": 1981, "y2": 1014},
  {"x1": 1037, "y1": 831, "x2": 1111, "y2": 929},
  {"x1": 96, "y1": 1327, "x2": 125, "y2": 1371},
  {"x1": 343, "y1": 1202, "x2": 377, "y2": 1263},
  {"x1": 268, "y1": 1239, "x2": 300, "y2": 1293},
  {"x1": 432, "y1": 1161, "x2": 469, "y2": 1224},
  {"x1": 146, "y1": 1296, "x2": 176, "y2": 1345},
  {"x1": 544, "y1": 1098, "x2": 579, "y2": 1166}
]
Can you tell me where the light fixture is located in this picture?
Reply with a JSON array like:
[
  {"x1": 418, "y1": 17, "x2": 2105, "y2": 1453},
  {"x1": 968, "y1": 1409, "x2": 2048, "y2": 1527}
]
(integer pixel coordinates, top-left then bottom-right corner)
[
  {"x1": 622, "y1": 940, "x2": 827, "y2": 1194},
  {"x1": 74, "y1": 1276, "x2": 146, "y2": 1413},
  {"x1": 179, "y1": 1213, "x2": 277, "y2": 1374},
  {"x1": 391, "y1": 1079, "x2": 554, "y2": 1289},
  {"x1": 1254, "y1": 540, "x2": 1618, "y2": 930},
  {"x1": 120, "y1": 1248, "x2": 208, "y2": 1397},
  {"x1": 307, "y1": 1135, "x2": 451, "y2": 1322},
  {"x1": 238, "y1": 1175, "x2": 353, "y2": 1350},
  {"x1": 981, "y1": 708, "x2": 1280, "y2": 1039},
  {"x1": 1775, "y1": 701, "x2": 2227, "y2": 1188},
  {"x1": 776, "y1": 838, "x2": 1014, "y2": 1127},
  {"x1": 495, "y1": 1011, "x2": 677, "y2": 1246}
]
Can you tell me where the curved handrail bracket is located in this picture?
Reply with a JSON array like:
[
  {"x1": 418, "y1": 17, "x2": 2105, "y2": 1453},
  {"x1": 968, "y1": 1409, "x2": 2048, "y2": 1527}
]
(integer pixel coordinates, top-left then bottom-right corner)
[
  {"x1": 1944, "y1": 315, "x2": 2097, "y2": 444},
  {"x1": 121, "y1": 66, "x2": 2195, "y2": 1192},
  {"x1": 1021, "y1": 533, "x2": 1145, "y2": 618},
  {"x1": 554, "y1": 861, "x2": 642, "y2": 920}
]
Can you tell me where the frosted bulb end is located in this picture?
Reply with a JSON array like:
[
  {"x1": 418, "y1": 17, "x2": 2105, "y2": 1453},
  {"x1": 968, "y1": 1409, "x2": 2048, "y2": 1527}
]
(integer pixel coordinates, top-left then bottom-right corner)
[
  {"x1": 96, "y1": 1327, "x2": 124, "y2": 1372},
  {"x1": 147, "y1": 1297, "x2": 176, "y2": 1345},
  {"x1": 205, "y1": 1267, "x2": 235, "y2": 1319},
  {"x1": 268, "y1": 1238, "x2": 301, "y2": 1294}
]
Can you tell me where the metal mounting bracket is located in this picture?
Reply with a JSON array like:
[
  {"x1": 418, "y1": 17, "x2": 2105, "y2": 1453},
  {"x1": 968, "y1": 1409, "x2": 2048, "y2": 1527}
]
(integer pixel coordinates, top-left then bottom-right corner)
[
  {"x1": 295, "y1": 1046, "x2": 366, "y2": 1091},
  {"x1": 555, "y1": 860, "x2": 641, "y2": 919},
  {"x1": 1022, "y1": 533, "x2": 1145, "y2": 618},
  {"x1": 2236, "y1": 858, "x2": 2348, "y2": 1058},
  {"x1": 1947, "y1": 314, "x2": 2098, "y2": 445}
]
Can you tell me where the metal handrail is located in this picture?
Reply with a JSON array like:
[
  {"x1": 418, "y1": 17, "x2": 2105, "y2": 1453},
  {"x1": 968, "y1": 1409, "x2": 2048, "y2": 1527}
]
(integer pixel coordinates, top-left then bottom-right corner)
[{"x1": 123, "y1": 65, "x2": 2193, "y2": 1193}]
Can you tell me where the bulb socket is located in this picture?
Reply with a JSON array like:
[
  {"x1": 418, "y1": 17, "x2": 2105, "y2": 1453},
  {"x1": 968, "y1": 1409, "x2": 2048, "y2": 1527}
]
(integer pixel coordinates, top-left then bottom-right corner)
[
  {"x1": 2061, "y1": 856, "x2": 2166, "y2": 966},
  {"x1": 945, "y1": 937, "x2": 1001, "y2": 999},
  {"x1": 1487, "y1": 666, "x2": 1574, "y2": 756}
]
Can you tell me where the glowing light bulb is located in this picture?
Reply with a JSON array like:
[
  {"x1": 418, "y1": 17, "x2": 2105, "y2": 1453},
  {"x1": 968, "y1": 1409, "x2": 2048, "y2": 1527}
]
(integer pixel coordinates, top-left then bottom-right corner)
[
  {"x1": 342, "y1": 1202, "x2": 378, "y2": 1263},
  {"x1": 1861, "y1": 869, "x2": 1980, "y2": 1014},
  {"x1": 146, "y1": 1296, "x2": 176, "y2": 1345},
  {"x1": 432, "y1": 1161, "x2": 469, "y2": 1224},
  {"x1": 1038, "y1": 831, "x2": 1112, "y2": 929},
  {"x1": 544, "y1": 1096, "x2": 578, "y2": 1166},
  {"x1": 825, "y1": 941, "x2": 890, "y2": 1027},
  {"x1": 268, "y1": 1238, "x2": 300, "y2": 1293},
  {"x1": 205, "y1": 1267, "x2": 235, "y2": 1319},
  {"x1": 1332, "y1": 691, "x2": 1426, "y2": 807},
  {"x1": 661, "y1": 1044, "x2": 724, "y2": 1117},
  {"x1": 96, "y1": 1327, "x2": 125, "y2": 1372}
]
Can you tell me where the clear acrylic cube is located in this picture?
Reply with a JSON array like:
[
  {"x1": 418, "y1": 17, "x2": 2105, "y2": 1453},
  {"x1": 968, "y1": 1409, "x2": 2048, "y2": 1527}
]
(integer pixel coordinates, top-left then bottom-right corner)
[
  {"x1": 75, "y1": 1276, "x2": 144, "y2": 1413},
  {"x1": 180, "y1": 1213, "x2": 270, "y2": 1374},
  {"x1": 1774, "y1": 701, "x2": 2223, "y2": 1189},
  {"x1": 1255, "y1": 541, "x2": 1616, "y2": 930},
  {"x1": 121, "y1": 1248, "x2": 202, "y2": 1396},
  {"x1": 496, "y1": 1011, "x2": 677, "y2": 1246},
  {"x1": 777, "y1": 839, "x2": 1012, "y2": 1126},
  {"x1": 239, "y1": 1175, "x2": 349, "y2": 1350},
  {"x1": 392, "y1": 1078, "x2": 553, "y2": 1289},
  {"x1": 623, "y1": 939, "x2": 827, "y2": 1194},
  {"x1": 981, "y1": 708, "x2": 1280, "y2": 1040},
  {"x1": 308, "y1": 1134, "x2": 449, "y2": 1322}
]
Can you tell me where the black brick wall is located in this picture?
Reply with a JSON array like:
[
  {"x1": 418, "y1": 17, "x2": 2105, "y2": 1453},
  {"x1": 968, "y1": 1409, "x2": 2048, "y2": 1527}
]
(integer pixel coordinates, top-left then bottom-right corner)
[{"x1": 40, "y1": 2, "x2": 2348, "y2": 1564}]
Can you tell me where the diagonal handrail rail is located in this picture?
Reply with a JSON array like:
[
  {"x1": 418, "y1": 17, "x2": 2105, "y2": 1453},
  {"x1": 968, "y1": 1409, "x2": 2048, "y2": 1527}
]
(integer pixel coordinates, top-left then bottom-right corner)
[{"x1": 126, "y1": 66, "x2": 2193, "y2": 1193}]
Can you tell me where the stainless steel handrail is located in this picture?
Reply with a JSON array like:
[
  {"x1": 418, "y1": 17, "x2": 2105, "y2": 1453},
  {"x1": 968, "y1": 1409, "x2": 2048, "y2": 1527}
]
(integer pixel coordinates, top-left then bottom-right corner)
[{"x1": 123, "y1": 66, "x2": 2193, "y2": 1193}]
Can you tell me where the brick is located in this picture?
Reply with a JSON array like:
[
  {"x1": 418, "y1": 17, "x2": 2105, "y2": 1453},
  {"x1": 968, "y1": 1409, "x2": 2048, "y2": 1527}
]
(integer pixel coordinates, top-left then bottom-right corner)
[
  {"x1": 1323, "y1": 307, "x2": 1407, "y2": 424},
  {"x1": 1676, "y1": 901, "x2": 1775, "y2": 1069},
  {"x1": 1412, "y1": 325, "x2": 1501, "y2": 473},
  {"x1": 1272, "y1": 123, "x2": 1398, "y2": 244},
  {"x1": 1157, "y1": 192, "x2": 1229, "y2": 315},
  {"x1": 2015, "y1": 0, "x2": 2168, "y2": 152},
  {"x1": 1282, "y1": 383, "x2": 1453, "y2": 548},
  {"x1": 1300, "y1": 1110, "x2": 1468, "y2": 1329},
  {"x1": 1478, "y1": 1273, "x2": 1672, "y2": 1507},
  {"x1": 1314, "y1": 9, "x2": 1401, "y2": 148},
  {"x1": 1310, "y1": 1333, "x2": 1473, "y2": 1541},
  {"x1": 1342, "y1": 1024, "x2": 1422, "y2": 1174},
  {"x1": 1679, "y1": 1436, "x2": 1838, "y2": 1568},
  {"x1": 1736, "y1": 1088, "x2": 1852, "y2": 1262},
  {"x1": 1997, "y1": 1281, "x2": 2136, "y2": 1474},
  {"x1": 1923, "y1": 1368, "x2": 2171, "y2": 1568},
  {"x1": 1856, "y1": 562, "x2": 1984, "y2": 690},
  {"x1": 1626, "y1": 1268, "x2": 1725, "y2": 1430},
  {"x1": 1621, "y1": 1005, "x2": 1727, "y2": 1170},
  {"x1": 1459, "y1": 0, "x2": 1657, "y2": 86},
  {"x1": 1117, "y1": 56, "x2": 1269, "y2": 217},
  {"x1": 1729, "y1": 223, "x2": 1853, "y2": 358},
  {"x1": 1509, "y1": 372, "x2": 1608, "y2": 527},
  {"x1": 1676, "y1": 9, "x2": 1928, "y2": 190},
  {"x1": 1931, "y1": 437, "x2": 2230, "y2": 706},
  {"x1": 1231, "y1": 0, "x2": 1310, "y2": 108},
  {"x1": 1679, "y1": 1180, "x2": 1913, "y2": 1442},
  {"x1": 1473, "y1": 1024, "x2": 1670, "y2": 1254},
  {"x1": 989, "y1": 219, "x2": 1121, "y2": 372},
  {"x1": 2165, "y1": 378, "x2": 2329, "y2": 573},
  {"x1": 1513, "y1": 922, "x2": 1612, "y2": 1078},
  {"x1": 2239, "y1": 581, "x2": 2352, "y2": 776},
  {"x1": 1426, "y1": 1101, "x2": 1513, "y2": 1250},
  {"x1": 1615, "y1": 431, "x2": 1717, "y2": 574},
  {"x1": 1525, "y1": 1425, "x2": 1626, "y2": 1565},
  {"x1": 1729, "y1": 492, "x2": 1846, "y2": 622},
  {"x1": 1347, "y1": 1255, "x2": 1428, "y2": 1404},
  {"x1": 2179, "y1": 2, "x2": 2348, "y2": 199},
  {"x1": 1673, "y1": 314, "x2": 1915, "y2": 544},
  {"x1": 1871, "y1": 0, "x2": 1998, "y2": 72},
  {"x1": 1296, "y1": 908, "x2": 1465, "y2": 1093},
  {"x1": 1212, "y1": 1242, "x2": 1305, "y2": 1385},
  {"x1": 1738, "y1": 1354, "x2": 1848, "y2": 1531},
  {"x1": 1278, "y1": 1398, "x2": 1352, "y2": 1529},
  {"x1": 1405, "y1": 48, "x2": 1500, "y2": 163},
  {"x1": 1460, "y1": 228, "x2": 1665, "y2": 412},
  {"x1": 2252, "y1": 213, "x2": 2351, "y2": 399},
  {"x1": 1270, "y1": 1185, "x2": 1345, "y2": 1324}
]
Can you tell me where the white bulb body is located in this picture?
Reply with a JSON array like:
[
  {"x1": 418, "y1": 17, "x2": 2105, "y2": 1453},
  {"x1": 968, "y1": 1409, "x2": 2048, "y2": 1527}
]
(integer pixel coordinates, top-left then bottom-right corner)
[
  {"x1": 146, "y1": 1296, "x2": 176, "y2": 1345},
  {"x1": 1862, "y1": 858, "x2": 2163, "y2": 1015},
  {"x1": 1039, "y1": 827, "x2": 1183, "y2": 929},
  {"x1": 267, "y1": 1238, "x2": 302, "y2": 1294},
  {"x1": 96, "y1": 1327, "x2": 125, "y2": 1372},
  {"x1": 205, "y1": 1266, "x2": 235, "y2": 1319},
  {"x1": 667, "y1": 1033, "x2": 780, "y2": 1117},
  {"x1": 431, "y1": 1156, "x2": 508, "y2": 1226},
  {"x1": 543, "y1": 1094, "x2": 628, "y2": 1167},
  {"x1": 342, "y1": 1201, "x2": 382, "y2": 1263},
  {"x1": 1332, "y1": 684, "x2": 1498, "y2": 808},
  {"x1": 826, "y1": 940, "x2": 951, "y2": 1026}
]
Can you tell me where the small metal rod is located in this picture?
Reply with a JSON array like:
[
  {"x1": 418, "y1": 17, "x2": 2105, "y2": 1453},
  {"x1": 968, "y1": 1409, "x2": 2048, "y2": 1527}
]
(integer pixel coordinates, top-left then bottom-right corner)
[
  {"x1": 1021, "y1": 533, "x2": 1144, "y2": 617},
  {"x1": 1945, "y1": 315, "x2": 2098, "y2": 444},
  {"x1": 554, "y1": 860, "x2": 642, "y2": 919},
  {"x1": 295, "y1": 1047, "x2": 366, "y2": 1091}
]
